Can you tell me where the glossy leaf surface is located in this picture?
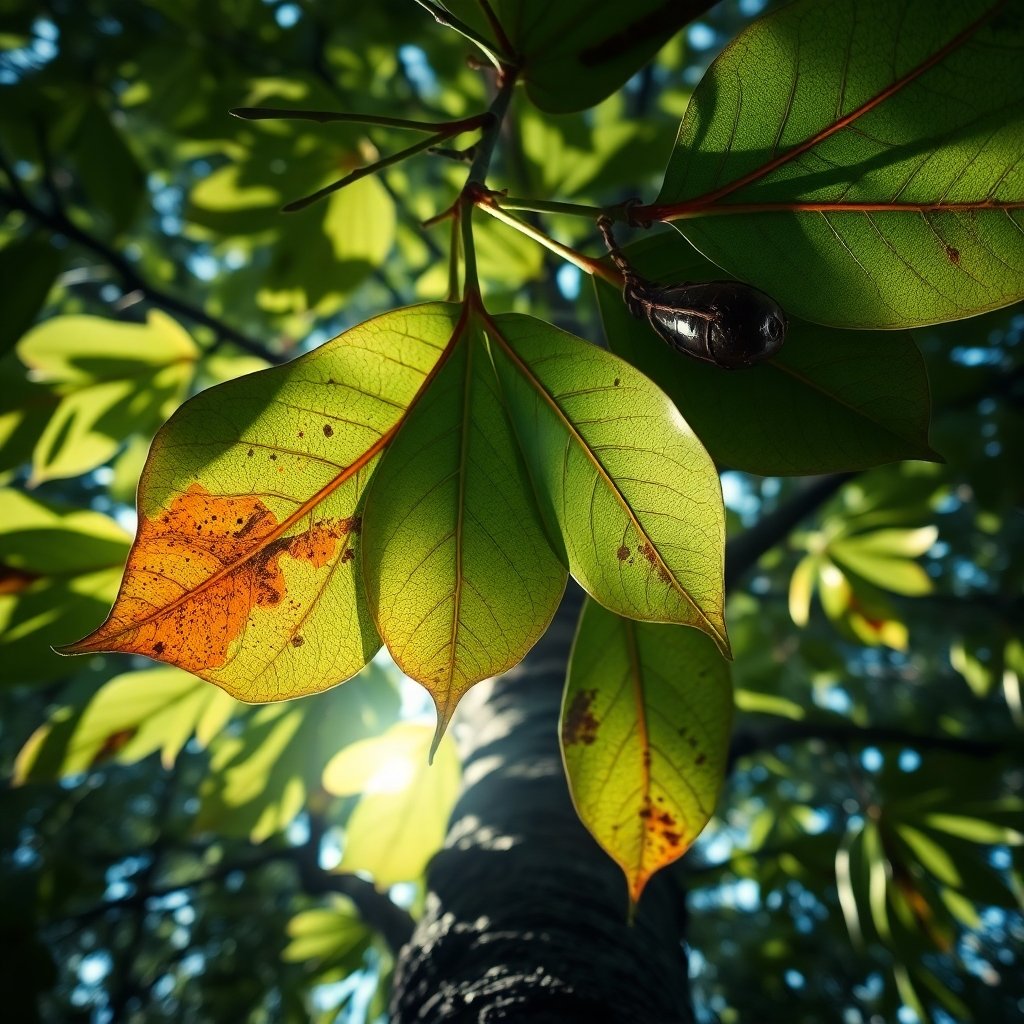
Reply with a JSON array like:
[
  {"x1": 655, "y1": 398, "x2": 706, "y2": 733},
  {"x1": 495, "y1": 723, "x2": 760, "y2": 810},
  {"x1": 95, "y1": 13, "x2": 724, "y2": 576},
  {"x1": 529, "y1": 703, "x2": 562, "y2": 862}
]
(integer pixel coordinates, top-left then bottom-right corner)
[
  {"x1": 654, "y1": 0, "x2": 1024, "y2": 327},
  {"x1": 597, "y1": 233, "x2": 937, "y2": 474},
  {"x1": 322, "y1": 722, "x2": 461, "y2": 886},
  {"x1": 61, "y1": 304, "x2": 461, "y2": 701},
  {"x1": 562, "y1": 598, "x2": 732, "y2": 902},
  {"x1": 488, "y1": 312, "x2": 729, "y2": 654},
  {"x1": 443, "y1": 0, "x2": 714, "y2": 112},
  {"x1": 363, "y1": 319, "x2": 566, "y2": 739}
]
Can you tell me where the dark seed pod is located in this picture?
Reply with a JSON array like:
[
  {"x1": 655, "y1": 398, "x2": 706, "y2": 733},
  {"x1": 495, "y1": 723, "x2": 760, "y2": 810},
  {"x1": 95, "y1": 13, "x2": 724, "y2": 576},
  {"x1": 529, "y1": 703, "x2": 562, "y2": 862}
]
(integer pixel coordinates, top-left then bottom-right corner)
[
  {"x1": 626, "y1": 279, "x2": 788, "y2": 370},
  {"x1": 597, "y1": 216, "x2": 787, "y2": 370}
]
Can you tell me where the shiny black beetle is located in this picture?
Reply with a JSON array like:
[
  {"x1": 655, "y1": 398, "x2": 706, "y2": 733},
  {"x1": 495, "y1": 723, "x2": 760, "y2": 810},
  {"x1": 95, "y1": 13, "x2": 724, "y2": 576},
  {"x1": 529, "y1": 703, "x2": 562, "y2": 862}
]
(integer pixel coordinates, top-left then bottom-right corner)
[{"x1": 598, "y1": 217, "x2": 787, "y2": 370}]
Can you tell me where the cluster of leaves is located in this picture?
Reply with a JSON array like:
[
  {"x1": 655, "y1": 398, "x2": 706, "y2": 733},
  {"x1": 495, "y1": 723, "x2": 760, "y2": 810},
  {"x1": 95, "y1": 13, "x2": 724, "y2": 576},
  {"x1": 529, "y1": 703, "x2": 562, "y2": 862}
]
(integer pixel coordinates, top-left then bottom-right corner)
[{"x1": 1, "y1": 0, "x2": 1023, "y2": 1021}]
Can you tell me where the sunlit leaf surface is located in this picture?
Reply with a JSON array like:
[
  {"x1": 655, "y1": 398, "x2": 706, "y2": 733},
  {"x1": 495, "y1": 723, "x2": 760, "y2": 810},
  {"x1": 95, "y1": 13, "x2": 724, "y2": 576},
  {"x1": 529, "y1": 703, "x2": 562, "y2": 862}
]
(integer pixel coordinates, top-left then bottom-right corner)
[
  {"x1": 61, "y1": 305, "x2": 461, "y2": 701},
  {"x1": 322, "y1": 722, "x2": 461, "y2": 886},
  {"x1": 653, "y1": 0, "x2": 1024, "y2": 327},
  {"x1": 562, "y1": 598, "x2": 732, "y2": 903},
  {"x1": 486, "y1": 312, "x2": 730, "y2": 654},
  {"x1": 363, "y1": 317, "x2": 566, "y2": 742},
  {"x1": 16, "y1": 311, "x2": 199, "y2": 483}
]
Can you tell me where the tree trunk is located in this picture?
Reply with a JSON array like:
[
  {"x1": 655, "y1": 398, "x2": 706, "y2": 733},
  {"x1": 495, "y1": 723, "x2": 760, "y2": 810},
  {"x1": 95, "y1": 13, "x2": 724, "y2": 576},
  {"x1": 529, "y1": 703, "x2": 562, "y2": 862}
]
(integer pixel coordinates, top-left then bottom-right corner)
[{"x1": 391, "y1": 585, "x2": 694, "y2": 1024}]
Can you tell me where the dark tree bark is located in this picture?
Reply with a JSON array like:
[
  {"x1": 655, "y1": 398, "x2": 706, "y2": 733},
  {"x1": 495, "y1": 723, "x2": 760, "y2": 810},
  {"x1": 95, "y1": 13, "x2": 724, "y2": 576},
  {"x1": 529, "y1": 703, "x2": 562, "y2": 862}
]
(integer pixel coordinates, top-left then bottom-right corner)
[{"x1": 391, "y1": 584, "x2": 694, "y2": 1024}]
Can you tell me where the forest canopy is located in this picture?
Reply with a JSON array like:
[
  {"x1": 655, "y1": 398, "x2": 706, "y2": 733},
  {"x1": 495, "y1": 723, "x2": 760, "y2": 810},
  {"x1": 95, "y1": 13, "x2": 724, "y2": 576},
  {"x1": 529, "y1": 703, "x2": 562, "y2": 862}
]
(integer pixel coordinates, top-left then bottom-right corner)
[{"x1": 0, "y1": 1, "x2": 1022, "y2": 1022}]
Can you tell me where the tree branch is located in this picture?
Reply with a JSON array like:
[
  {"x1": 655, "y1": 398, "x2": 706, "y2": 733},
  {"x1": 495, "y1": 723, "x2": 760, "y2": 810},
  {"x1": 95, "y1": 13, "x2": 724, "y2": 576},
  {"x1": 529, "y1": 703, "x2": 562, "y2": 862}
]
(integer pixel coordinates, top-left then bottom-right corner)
[
  {"x1": 0, "y1": 155, "x2": 283, "y2": 364},
  {"x1": 730, "y1": 716, "x2": 1020, "y2": 767},
  {"x1": 47, "y1": 835, "x2": 415, "y2": 956},
  {"x1": 724, "y1": 473, "x2": 856, "y2": 590}
]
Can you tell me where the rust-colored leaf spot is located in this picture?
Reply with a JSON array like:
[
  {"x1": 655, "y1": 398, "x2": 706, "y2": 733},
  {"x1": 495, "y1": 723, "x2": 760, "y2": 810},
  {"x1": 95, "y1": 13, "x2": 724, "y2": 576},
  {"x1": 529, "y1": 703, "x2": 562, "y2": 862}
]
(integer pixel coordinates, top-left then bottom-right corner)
[
  {"x1": 946, "y1": 245, "x2": 960, "y2": 264},
  {"x1": 63, "y1": 484, "x2": 356, "y2": 674},
  {"x1": 323, "y1": 424, "x2": 334, "y2": 437},
  {"x1": 563, "y1": 688, "x2": 600, "y2": 746},
  {"x1": 639, "y1": 541, "x2": 671, "y2": 583},
  {"x1": 616, "y1": 545, "x2": 630, "y2": 561},
  {"x1": 291, "y1": 635, "x2": 305, "y2": 647}
]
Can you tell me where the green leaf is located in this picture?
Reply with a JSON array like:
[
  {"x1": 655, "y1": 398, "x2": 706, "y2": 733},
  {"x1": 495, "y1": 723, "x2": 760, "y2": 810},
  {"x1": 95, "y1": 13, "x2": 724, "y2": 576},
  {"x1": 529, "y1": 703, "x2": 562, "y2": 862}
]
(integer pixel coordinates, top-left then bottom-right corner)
[
  {"x1": 561, "y1": 598, "x2": 732, "y2": 903},
  {"x1": 597, "y1": 233, "x2": 938, "y2": 474},
  {"x1": 0, "y1": 352, "x2": 58, "y2": 478},
  {"x1": 0, "y1": 235, "x2": 60, "y2": 356},
  {"x1": 259, "y1": 177, "x2": 397, "y2": 315},
  {"x1": 362, "y1": 319, "x2": 566, "y2": 742},
  {"x1": 950, "y1": 640, "x2": 994, "y2": 697},
  {"x1": 199, "y1": 665, "x2": 399, "y2": 842},
  {"x1": 322, "y1": 722, "x2": 461, "y2": 886},
  {"x1": 920, "y1": 813, "x2": 1024, "y2": 846},
  {"x1": 828, "y1": 527, "x2": 938, "y2": 596},
  {"x1": 0, "y1": 489, "x2": 131, "y2": 684},
  {"x1": 14, "y1": 666, "x2": 236, "y2": 782},
  {"x1": 16, "y1": 311, "x2": 200, "y2": 483},
  {"x1": 71, "y1": 102, "x2": 145, "y2": 235},
  {"x1": 651, "y1": 0, "x2": 1024, "y2": 328},
  {"x1": 442, "y1": 1, "x2": 715, "y2": 113},
  {"x1": 486, "y1": 312, "x2": 729, "y2": 654},
  {"x1": 283, "y1": 896, "x2": 371, "y2": 967},
  {"x1": 61, "y1": 305, "x2": 461, "y2": 702}
]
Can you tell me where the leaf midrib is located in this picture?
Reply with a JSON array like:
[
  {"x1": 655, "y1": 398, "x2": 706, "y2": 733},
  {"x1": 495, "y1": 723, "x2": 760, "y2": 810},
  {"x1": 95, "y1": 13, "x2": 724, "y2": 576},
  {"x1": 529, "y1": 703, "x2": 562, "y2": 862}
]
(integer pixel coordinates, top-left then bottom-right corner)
[
  {"x1": 65, "y1": 308, "x2": 471, "y2": 654},
  {"x1": 485, "y1": 312, "x2": 727, "y2": 653},
  {"x1": 656, "y1": 0, "x2": 1007, "y2": 217}
]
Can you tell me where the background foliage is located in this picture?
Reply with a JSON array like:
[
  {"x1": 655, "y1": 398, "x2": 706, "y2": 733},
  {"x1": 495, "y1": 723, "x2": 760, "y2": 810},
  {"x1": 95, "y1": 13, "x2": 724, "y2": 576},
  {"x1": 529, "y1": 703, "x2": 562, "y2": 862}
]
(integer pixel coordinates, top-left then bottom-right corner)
[{"x1": 0, "y1": 1, "x2": 1022, "y2": 1022}]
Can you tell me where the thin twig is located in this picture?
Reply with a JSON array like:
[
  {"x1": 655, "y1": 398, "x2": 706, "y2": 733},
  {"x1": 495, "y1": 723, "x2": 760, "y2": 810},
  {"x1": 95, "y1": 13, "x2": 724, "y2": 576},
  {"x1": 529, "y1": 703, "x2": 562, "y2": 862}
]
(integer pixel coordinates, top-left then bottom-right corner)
[{"x1": 0, "y1": 169, "x2": 282, "y2": 364}]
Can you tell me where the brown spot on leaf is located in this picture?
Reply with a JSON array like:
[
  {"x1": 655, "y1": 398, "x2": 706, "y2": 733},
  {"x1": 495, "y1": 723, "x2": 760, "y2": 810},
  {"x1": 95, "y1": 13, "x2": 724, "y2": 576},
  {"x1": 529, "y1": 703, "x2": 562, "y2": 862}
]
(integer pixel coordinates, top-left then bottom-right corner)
[
  {"x1": 246, "y1": 448, "x2": 254, "y2": 458},
  {"x1": 323, "y1": 424, "x2": 334, "y2": 437},
  {"x1": 639, "y1": 541, "x2": 671, "y2": 583},
  {"x1": 341, "y1": 549, "x2": 355, "y2": 563},
  {"x1": 946, "y1": 245, "x2": 960, "y2": 264},
  {"x1": 663, "y1": 830, "x2": 682, "y2": 847},
  {"x1": 613, "y1": 377, "x2": 621, "y2": 387},
  {"x1": 563, "y1": 689, "x2": 600, "y2": 746},
  {"x1": 695, "y1": 753, "x2": 706, "y2": 765},
  {"x1": 616, "y1": 545, "x2": 630, "y2": 561},
  {"x1": 291, "y1": 635, "x2": 304, "y2": 647},
  {"x1": 77, "y1": 484, "x2": 359, "y2": 673}
]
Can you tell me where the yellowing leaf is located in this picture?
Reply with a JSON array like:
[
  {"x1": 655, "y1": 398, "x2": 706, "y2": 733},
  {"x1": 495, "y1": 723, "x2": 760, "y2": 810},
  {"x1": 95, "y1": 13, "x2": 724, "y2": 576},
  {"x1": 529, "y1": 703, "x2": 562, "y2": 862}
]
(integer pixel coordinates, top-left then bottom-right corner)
[
  {"x1": 561, "y1": 599, "x2": 732, "y2": 904},
  {"x1": 60, "y1": 305, "x2": 462, "y2": 702},
  {"x1": 363, "y1": 319, "x2": 566, "y2": 747},
  {"x1": 323, "y1": 722, "x2": 461, "y2": 886}
]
